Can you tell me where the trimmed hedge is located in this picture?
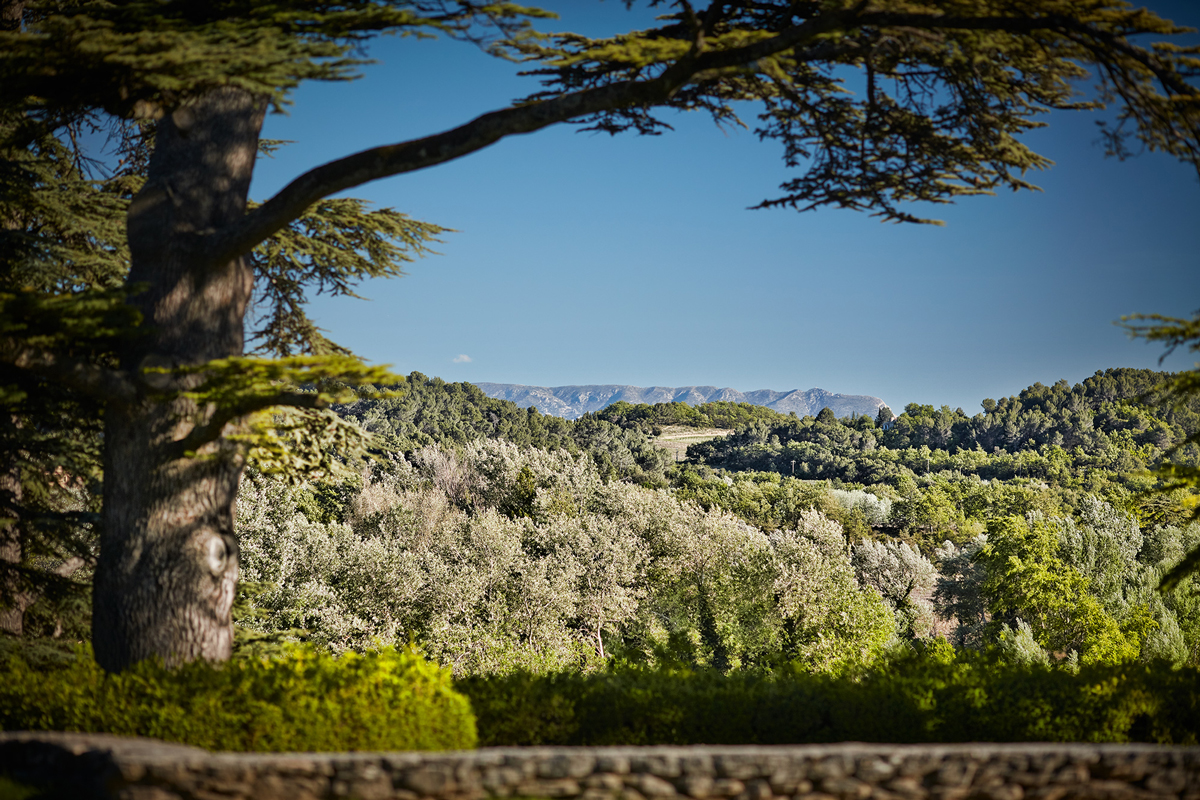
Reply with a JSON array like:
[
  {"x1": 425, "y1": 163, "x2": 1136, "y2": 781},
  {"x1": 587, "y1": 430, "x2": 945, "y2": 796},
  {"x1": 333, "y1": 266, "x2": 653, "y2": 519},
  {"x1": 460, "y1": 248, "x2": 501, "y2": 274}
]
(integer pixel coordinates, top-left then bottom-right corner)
[
  {"x1": 0, "y1": 646, "x2": 476, "y2": 752},
  {"x1": 458, "y1": 656, "x2": 1200, "y2": 746}
]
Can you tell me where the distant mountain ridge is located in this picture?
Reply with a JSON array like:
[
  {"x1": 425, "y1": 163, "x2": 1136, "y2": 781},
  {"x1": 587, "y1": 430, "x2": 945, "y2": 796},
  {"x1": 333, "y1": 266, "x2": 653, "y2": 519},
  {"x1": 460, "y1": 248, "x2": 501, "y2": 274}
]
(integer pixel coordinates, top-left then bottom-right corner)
[{"x1": 473, "y1": 383, "x2": 888, "y2": 421}]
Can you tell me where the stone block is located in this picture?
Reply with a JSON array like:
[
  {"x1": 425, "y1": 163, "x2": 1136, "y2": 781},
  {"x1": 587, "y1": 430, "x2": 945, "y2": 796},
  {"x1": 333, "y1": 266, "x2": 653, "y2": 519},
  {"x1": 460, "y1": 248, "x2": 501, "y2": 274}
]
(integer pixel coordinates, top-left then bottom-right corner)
[
  {"x1": 1146, "y1": 768, "x2": 1188, "y2": 794},
  {"x1": 812, "y1": 756, "x2": 860, "y2": 782},
  {"x1": 736, "y1": 778, "x2": 774, "y2": 800},
  {"x1": 117, "y1": 788, "x2": 184, "y2": 800},
  {"x1": 589, "y1": 773, "x2": 628, "y2": 791},
  {"x1": 635, "y1": 754, "x2": 683, "y2": 779},
  {"x1": 403, "y1": 764, "x2": 457, "y2": 795},
  {"x1": 1049, "y1": 763, "x2": 1089, "y2": 786},
  {"x1": 598, "y1": 755, "x2": 632, "y2": 775},
  {"x1": 819, "y1": 776, "x2": 872, "y2": 800},
  {"x1": 630, "y1": 773, "x2": 679, "y2": 796},
  {"x1": 968, "y1": 783, "x2": 1023, "y2": 800},
  {"x1": 711, "y1": 778, "x2": 746, "y2": 797},
  {"x1": 681, "y1": 754, "x2": 716, "y2": 777},
  {"x1": 715, "y1": 756, "x2": 762, "y2": 781},
  {"x1": 855, "y1": 758, "x2": 895, "y2": 783},
  {"x1": 515, "y1": 778, "x2": 583, "y2": 797},
  {"x1": 9, "y1": 732, "x2": 1200, "y2": 800},
  {"x1": 932, "y1": 760, "x2": 976, "y2": 788},
  {"x1": 677, "y1": 774, "x2": 715, "y2": 797},
  {"x1": 541, "y1": 754, "x2": 598, "y2": 779},
  {"x1": 884, "y1": 776, "x2": 928, "y2": 799},
  {"x1": 582, "y1": 789, "x2": 619, "y2": 800},
  {"x1": 769, "y1": 768, "x2": 809, "y2": 795},
  {"x1": 482, "y1": 766, "x2": 524, "y2": 791}
]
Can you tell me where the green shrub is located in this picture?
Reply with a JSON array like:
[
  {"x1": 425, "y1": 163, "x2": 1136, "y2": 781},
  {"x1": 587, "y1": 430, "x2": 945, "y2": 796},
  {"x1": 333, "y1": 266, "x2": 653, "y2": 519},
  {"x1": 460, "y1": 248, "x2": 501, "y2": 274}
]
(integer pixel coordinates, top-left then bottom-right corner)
[
  {"x1": 0, "y1": 645, "x2": 476, "y2": 752},
  {"x1": 459, "y1": 655, "x2": 1200, "y2": 746},
  {"x1": 459, "y1": 666, "x2": 851, "y2": 746}
]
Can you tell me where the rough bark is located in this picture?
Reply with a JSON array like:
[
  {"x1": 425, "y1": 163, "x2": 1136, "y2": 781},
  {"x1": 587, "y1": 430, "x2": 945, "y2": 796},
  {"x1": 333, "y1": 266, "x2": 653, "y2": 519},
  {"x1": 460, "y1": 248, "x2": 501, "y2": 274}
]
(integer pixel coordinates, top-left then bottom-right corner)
[
  {"x1": 92, "y1": 88, "x2": 265, "y2": 671},
  {"x1": 1, "y1": 1, "x2": 22, "y2": 33}
]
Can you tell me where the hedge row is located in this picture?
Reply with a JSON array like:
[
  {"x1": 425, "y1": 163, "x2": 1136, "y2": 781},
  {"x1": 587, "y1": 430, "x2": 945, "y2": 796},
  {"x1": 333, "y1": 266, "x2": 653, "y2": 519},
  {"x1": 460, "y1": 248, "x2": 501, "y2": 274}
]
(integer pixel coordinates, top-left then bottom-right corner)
[
  {"x1": 458, "y1": 656, "x2": 1200, "y2": 746},
  {"x1": 0, "y1": 646, "x2": 476, "y2": 752},
  {"x1": 5, "y1": 647, "x2": 1199, "y2": 751}
]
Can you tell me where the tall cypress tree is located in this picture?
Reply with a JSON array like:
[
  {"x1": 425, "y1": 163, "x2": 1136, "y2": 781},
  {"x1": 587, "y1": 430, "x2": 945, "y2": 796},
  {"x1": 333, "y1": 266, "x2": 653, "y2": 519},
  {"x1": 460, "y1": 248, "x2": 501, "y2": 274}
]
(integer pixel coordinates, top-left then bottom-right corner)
[{"x1": 0, "y1": 0, "x2": 1197, "y2": 670}]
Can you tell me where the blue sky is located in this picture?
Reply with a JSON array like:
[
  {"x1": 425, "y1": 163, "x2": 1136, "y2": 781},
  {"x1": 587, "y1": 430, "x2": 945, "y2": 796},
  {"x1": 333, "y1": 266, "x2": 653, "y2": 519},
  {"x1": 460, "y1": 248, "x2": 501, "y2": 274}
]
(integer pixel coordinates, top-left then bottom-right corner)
[{"x1": 250, "y1": 1, "x2": 1200, "y2": 415}]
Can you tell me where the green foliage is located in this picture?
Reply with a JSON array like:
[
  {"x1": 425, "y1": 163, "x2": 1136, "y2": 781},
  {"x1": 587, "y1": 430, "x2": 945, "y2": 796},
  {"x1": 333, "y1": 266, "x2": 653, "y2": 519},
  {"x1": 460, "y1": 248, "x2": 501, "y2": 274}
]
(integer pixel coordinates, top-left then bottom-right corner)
[
  {"x1": 1122, "y1": 310, "x2": 1200, "y2": 589},
  {"x1": 0, "y1": 123, "x2": 445, "y2": 640},
  {"x1": 345, "y1": 372, "x2": 673, "y2": 484},
  {"x1": 1, "y1": 2, "x2": 550, "y2": 120},
  {"x1": 0, "y1": 645, "x2": 475, "y2": 752},
  {"x1": 672, "y1": 470, "x2": 848, "y2": 532},
  {"x1": 3, "y1": 0, "x2": 1199, "y2": 675},
  {"x1": 460, "y1": 654, "x2": 1200, "y2": 746},
  {"x1": 251, "y1": 199, "x2": 448, "y2": 356},
  {"x1": 0, "y1": 127, "x2": 456, "y2": 649},
  {"x1": 164, "y1": 354, "x2": 403, "y2": 480},
  {"x1": 979, "y1": 515, "x2": 1142, "y2": 664},
  {"x1": 691, "y1": 370, "x2": 1199, "y2": 487},
  {"x1": 0, "y1": 776, "x2": 37, "y2": 800},
  {"x1": 505, "y1": 1, "x2": 1200, "y2": 223},
  {"x1": 593, "y1": 400, "x2": 794, "y2": 433},
  {"x1": 233, "y1": 442, "x2": 894, "y2": 674},
  {"x1": 676, "y1": 369, "x2": 1200, "y2": 553}
]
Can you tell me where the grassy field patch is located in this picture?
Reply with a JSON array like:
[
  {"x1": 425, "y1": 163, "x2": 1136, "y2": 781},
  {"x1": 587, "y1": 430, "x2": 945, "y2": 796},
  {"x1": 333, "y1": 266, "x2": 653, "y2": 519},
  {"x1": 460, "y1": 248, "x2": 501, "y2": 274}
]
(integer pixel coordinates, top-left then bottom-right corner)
[{"x1": 654, "y1": 426, "x2": 732, "y2": 462}]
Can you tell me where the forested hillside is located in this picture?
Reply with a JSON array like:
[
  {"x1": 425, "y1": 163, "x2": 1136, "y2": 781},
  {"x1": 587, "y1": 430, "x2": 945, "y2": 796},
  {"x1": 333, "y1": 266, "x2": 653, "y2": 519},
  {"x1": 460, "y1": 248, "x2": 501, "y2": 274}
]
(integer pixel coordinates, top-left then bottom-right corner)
[
  {"x1": 342, "y1": 372, "x2": 673, "y2": 484},
  {"x1": 224, "y1": 365, "x2": 1200, "y2": 673},
  {"x1": 10, "y1": 365, "x2": 1200, "y2": 680},
  {"x1": 687, "y1": 369, "x2": 1198, "y2": 492}
]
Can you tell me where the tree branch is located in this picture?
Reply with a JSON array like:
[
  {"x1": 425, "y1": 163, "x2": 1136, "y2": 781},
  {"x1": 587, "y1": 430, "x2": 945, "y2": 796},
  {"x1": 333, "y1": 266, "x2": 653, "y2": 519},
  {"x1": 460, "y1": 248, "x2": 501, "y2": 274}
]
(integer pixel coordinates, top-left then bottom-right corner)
[
  {"x1": 209, "y1": 9, "x2": 855, "y2": 265},
  {"x1": 211, "y1": 7, "x2": 1199, "y2": 264},
  {"x1": 168, "y1": 390, "x2": 326, "y2": 459},
  {"x1": 0, "y1": 340, "x2": 137, "y2": 405}
]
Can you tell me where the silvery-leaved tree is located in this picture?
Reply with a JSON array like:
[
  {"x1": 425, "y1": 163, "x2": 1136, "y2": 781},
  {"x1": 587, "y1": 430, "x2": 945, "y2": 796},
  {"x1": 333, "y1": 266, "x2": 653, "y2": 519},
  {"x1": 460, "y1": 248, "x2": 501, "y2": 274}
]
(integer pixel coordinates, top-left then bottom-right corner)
[{"x1": 1, "y1": 0, "x2": 1198, "y2": 672}]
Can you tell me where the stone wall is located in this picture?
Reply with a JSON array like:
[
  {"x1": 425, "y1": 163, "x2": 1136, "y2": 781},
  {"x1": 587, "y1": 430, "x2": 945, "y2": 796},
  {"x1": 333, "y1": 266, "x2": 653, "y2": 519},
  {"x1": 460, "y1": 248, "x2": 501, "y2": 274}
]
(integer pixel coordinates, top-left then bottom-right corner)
[{"x1": 2, "y1": 732, "x2": 1199, "y2": 800}]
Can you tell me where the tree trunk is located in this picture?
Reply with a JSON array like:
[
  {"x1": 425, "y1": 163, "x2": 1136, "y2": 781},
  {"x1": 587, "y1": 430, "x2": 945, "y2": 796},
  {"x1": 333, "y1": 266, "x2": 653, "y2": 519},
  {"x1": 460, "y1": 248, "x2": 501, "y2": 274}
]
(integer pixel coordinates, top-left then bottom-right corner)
[{"x1": 92, "y1": 88, "x2": 265, "y2": 671}]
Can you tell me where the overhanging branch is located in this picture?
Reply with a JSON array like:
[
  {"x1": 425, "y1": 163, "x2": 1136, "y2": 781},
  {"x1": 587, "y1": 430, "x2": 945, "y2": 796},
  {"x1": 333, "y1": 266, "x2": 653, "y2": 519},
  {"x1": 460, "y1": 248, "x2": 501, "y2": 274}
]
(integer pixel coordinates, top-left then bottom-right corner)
[
  {"x1": 209, "y1": 9, "x2": 856, "y2": 265},
  {"x1": 210, "y1": 7, "x2": 1199, "y2": 264},
  {"x1": 168, "y1": 390, "x2": 326, "y2": 459}
]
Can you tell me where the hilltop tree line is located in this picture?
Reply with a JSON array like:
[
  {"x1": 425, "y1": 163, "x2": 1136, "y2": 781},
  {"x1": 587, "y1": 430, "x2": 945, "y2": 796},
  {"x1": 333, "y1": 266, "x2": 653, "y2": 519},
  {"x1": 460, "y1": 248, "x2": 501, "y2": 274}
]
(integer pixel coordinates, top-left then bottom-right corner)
[
  {"x1": 685, "y1": 369, "x2": 1198, "y2": 501},
  {"x1": 343, "y1": 373, "x2": 674, "y2": 485}
]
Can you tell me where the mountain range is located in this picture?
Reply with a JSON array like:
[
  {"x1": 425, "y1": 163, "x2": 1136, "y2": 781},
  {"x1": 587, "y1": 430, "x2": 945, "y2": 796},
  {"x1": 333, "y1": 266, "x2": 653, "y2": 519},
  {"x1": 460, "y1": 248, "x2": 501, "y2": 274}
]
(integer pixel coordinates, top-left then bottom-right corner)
[{"x1": 473, "y1": 383, "x2": 888, "y2": 421}]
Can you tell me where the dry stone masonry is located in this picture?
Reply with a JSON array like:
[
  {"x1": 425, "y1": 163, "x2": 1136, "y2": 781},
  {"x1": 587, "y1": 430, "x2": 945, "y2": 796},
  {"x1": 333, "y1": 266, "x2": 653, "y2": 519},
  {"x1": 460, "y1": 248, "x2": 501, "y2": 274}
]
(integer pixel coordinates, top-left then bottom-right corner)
[{"x1": 3, "y1": 733, "x2": 1200, "y2": 800}]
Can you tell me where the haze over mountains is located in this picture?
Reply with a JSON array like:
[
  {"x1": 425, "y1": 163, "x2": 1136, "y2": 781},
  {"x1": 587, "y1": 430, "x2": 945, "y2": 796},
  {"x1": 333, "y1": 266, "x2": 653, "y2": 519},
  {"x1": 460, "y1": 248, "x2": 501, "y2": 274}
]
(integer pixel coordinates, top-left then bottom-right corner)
[{"x1": 473, "y1": 383, "x2": 889, "y2": 421}]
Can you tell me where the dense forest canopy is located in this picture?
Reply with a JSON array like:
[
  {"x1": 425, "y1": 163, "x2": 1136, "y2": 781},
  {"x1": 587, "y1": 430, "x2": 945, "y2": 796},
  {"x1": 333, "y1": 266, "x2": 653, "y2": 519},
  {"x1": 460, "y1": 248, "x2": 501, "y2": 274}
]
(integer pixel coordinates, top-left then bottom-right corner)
[
  {"x1": 231, "y1": 366, "x2": 1200, "y2": 670},
  {"x1": 687, "y1": 368, "x2": 1198, "y2": 485}
]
